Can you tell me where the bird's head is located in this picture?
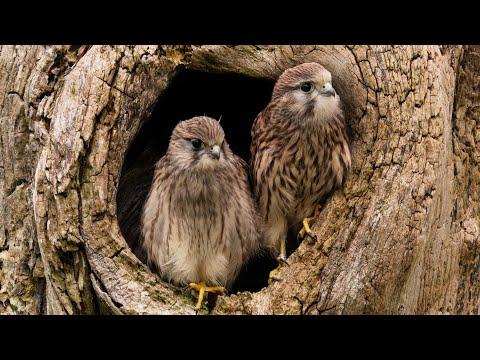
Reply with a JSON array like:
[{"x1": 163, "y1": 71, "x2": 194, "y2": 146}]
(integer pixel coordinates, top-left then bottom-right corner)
[
  {"x1": 272, "y1": 62, "x2": 341, "y2": 123},
  {"x1": 168, "y1": 116, "x2": 231, "y2": 170}
]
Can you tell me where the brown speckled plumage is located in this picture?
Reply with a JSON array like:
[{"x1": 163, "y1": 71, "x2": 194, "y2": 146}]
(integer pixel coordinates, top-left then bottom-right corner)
[
  {"x1": 250, "y1": 63, "x2": 351, "y2": 254},
  {"x1": 141, "y1": 116, "x2": 261, "y2": 289}
]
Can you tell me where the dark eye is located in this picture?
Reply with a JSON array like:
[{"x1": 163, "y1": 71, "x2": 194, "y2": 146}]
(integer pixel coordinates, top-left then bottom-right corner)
[
  {"x1": 191, "y1": 139, "x2": 202, "y2": 150},
  {"x1": 300, "y1": 82, "x2": 313, "y2": 93}
]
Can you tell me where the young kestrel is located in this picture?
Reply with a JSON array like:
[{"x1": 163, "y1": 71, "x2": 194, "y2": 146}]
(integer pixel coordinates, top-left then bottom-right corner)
[
  {"x1": 141, "y1": 116, "x2": 261, "y2": 309},
  {"x1": 250, "y1": 63, "x2": 351, "y2": 280}
]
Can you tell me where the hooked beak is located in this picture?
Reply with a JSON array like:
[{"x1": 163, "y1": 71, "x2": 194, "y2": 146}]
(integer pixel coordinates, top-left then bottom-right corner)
[
  {"x1": 209, "y1": 145, "x2": 221, "y2": 160},
  {"x1": 320, "y1": 82, "x2": 336, "y2": 98}
]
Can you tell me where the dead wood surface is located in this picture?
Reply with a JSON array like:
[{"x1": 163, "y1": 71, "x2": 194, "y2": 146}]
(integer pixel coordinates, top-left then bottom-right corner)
[{"x1": 0, "y1": 45, "x2": 478, "y2": 315}]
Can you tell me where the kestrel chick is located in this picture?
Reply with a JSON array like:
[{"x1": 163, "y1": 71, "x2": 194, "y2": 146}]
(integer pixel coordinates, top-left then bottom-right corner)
[
  {"x1": 250, "y1": 63, "x2": 351, "y2": 280},
  {"x1": 141, "y1": 116, "x2": 261, "y2": 309}
]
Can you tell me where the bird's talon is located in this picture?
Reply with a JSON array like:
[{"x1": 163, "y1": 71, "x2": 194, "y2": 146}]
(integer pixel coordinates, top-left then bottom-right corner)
[
  {"x1": 268, "y1": 268, "x2": 282, "y2": 282},
  {"x1": 277, "y1": 256, "x2": 289, "y2": 267},
  {"x1": 269, "y1": 251, "x2": 289, "y2": 283},
  {"x1": 298, "y1": 217, "x2": 317, "y2": 242},
  {"x1": 189, "y1": 282, "x2": 225, "y2": 310}
]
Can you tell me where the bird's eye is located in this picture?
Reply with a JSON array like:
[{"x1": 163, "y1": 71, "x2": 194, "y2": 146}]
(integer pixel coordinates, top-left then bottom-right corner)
[
  {"x1": 300, "y1": 82, "x2": 313, "y2": 93},
  {"x1": 190, "y1": 139, "x2": 203, "y2": 150}
]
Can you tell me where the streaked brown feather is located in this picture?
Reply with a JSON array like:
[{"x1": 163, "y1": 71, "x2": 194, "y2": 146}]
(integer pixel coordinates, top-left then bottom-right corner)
[{"x1": 250, "y1": 63, "x2": 351, "y2": 253}]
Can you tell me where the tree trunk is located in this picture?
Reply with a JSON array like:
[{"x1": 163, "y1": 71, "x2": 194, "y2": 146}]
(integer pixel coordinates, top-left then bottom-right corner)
[{"x1": 0, "y1": 45, "x2": 478, "y2": 315}]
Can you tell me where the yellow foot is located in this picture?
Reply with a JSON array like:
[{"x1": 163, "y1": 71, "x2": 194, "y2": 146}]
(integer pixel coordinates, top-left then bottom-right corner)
[
  {"x1": 269, "y1": 267, "x2": 281, "y2": 282},
  {"x1": 268, "y1": 254, "x2": 288, "y2": 283},
  {"x1": 189, "y1": 282, "x2": 225, "y2": 310},
  {"x1": 298, "y1": 217, "x2": 317, "y2": 241}
]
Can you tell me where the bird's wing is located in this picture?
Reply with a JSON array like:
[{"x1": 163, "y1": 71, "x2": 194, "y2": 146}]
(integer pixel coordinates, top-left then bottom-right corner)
[
  {"x1": 140, "y1": 156, "x2": 172, "y2": 272},
  {"x1": 249, "y1": 103, "x2": 274, "y2": 171},
  {"x1": 230, "y1": 154, "x2": 262, "y2": 262},
  {"x1": 233, "y1": 153, "x2": 249, "y2": 177},
  {"x1": 249, "y1": 103, "x2": 282, "y2": 222},
  {"x1": 250, "y1": 102, "x2": 298, "y2": 225}
]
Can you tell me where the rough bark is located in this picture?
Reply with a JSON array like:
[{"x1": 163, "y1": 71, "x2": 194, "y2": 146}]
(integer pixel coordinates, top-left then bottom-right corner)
[{"x1": 0, "y1": 45, "x2": 478, "y2": 314}]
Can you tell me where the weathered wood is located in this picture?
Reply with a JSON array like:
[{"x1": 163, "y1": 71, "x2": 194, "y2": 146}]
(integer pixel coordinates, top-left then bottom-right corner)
[{"x1": 0, "y1": 45, "x2": 478, "y2": 314}]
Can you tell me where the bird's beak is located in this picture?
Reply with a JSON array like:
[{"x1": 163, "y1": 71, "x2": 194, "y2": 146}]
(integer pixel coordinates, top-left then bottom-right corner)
[
  {"x1": 320, "y1": 82, "x2": 336, "y2": 97},
  {"x1": 209, "y1": 145, "x2": 221, "y2": 160}
]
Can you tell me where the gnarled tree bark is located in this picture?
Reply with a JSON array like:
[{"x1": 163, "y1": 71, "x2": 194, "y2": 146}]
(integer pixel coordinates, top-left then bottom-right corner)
[{"x1": 0, "y1": 45, "x2": 478, "y2": 314}]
